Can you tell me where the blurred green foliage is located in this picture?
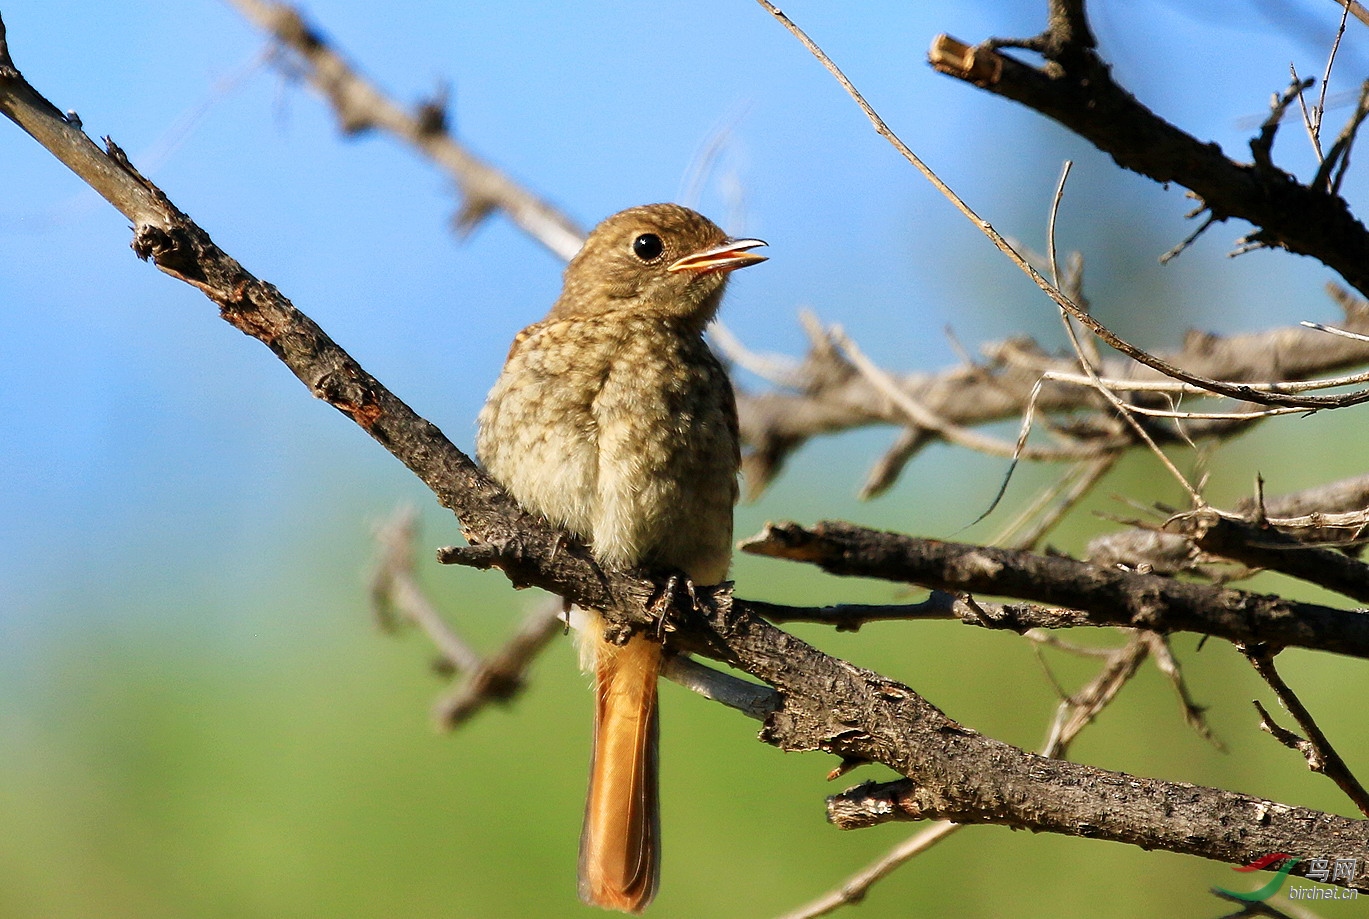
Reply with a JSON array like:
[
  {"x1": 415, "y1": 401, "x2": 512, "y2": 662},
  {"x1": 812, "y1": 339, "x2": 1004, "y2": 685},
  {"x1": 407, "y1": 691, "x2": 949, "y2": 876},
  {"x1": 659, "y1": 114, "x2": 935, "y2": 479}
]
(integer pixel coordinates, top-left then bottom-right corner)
[{"x1": 4, "y1": 421, "x2": 1368, "y2": 918}]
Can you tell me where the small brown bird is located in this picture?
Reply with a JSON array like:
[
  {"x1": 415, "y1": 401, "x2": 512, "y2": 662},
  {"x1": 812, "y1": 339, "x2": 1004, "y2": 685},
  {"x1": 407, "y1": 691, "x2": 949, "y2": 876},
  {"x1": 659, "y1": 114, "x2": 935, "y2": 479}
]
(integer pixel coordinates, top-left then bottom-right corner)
[{"x1": 477, "y1": 204, "x2": 766, "y2": 912}]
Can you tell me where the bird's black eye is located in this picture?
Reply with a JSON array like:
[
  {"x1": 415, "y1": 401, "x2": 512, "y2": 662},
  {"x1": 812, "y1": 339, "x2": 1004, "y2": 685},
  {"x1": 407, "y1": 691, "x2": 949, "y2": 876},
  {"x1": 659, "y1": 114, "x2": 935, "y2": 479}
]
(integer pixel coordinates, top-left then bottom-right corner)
[{"x1": 632, "y1": 233, "x2": 664, "y2": 262}]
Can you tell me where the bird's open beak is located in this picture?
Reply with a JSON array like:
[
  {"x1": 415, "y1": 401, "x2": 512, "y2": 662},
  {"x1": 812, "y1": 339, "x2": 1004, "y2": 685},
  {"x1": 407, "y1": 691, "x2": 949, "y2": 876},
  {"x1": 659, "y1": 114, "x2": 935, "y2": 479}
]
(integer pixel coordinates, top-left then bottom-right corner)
[{"x1": 667, "y1": 238, "x2": 768, "y2": 274}]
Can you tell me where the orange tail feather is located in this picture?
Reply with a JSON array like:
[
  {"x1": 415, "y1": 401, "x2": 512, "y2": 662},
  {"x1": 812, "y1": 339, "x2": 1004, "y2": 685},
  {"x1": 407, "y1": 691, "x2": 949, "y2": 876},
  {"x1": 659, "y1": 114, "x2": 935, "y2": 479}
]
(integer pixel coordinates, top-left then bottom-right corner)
[{"x1": 579, "y1": 634, "x2": 661, "y2": 913}]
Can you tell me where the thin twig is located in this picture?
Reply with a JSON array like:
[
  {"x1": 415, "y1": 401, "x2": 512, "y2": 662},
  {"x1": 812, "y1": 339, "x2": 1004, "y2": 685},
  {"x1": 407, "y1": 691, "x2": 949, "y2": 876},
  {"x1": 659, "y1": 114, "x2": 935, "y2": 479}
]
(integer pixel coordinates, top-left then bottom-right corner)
[
  {"x1": 1314, "y1": 80, "x2": 1369, "y2": 193},
  {"x1": 1042, "y1": 363, "x2": 1369, "y2": 395},
  {"x1": 1158, "y1": 212, "x2": 1218, "y2": 264},
  {"x1": 772, "y1": 822, "x2": 961, "y2": 919},
  {"x1": 831, "y1": 327, "x2": 1108, "y2": 462},
  {"x1": 433, "y1": 598, "x2": 565, "y2": 729},
  {"x1": 1292, "y1": 63, "x2": 1321, "y2": 163},
  {"x1": 1253, "y1": 77, "x2": 1316, "y2": 173},
  {"x1": 1302, "y1": 319, "x2": 1369, "y2": 343},
  {"x1": 1066, "y1": 401, "x2": 1292, "y2": 422},
  {"x1": 1143, "y1": 632, "x2": 1222, "y2": 748},
  {"x1": 1313, "y1": 2, "x2": 1353, "y2": 157},
  {"x1": 1040, "y1": 633, "x2": 1148, "y2": 756},
  {"x1": 1244, "y1": 645, "x2": 1369, "y2": 817},
  {"x1": 370, "y1": 506, "x2": 482, "y2": 672},
  {"x1": 1046, "y1": 161, "x2": 1101, "y2": 372},
  {"x1": 859, "y1": 427, "x2": 931, "y2": 500},
  {"x1": 1041, "y1": 162, "x2": 1202, "y2": 503},
  {"x1": 992, "y1": 455, "x2": 1118, "y2": 551},
  {"x1": 751, "y1": 592, "x2": 1080, "y2": 631},
  {"x1": 1339, "y1": 0, "x2": 1369, "y2": 28}
]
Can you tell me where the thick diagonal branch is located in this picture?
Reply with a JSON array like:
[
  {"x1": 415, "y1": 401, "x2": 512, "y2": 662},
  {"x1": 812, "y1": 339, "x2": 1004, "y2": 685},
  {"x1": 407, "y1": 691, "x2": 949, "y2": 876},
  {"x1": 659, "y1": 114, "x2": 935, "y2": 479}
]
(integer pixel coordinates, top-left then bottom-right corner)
[{"x1": 701, "y1": 595, "x2": 1367, "y2": 892}]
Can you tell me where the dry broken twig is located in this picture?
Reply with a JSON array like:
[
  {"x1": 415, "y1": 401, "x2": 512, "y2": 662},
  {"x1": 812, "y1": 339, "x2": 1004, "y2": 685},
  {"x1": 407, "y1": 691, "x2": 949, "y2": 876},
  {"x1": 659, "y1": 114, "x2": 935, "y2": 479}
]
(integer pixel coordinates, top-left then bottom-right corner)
[
  {"x1": 430, "y1": 599, "x2": 565, "y2": 729},
  {"x1": 228, "y1": 0, "x2": 585, "y2": 260},
  {"x1": 1244, "y1": 645, "x2": 1369, "y2": 818},
  {"x1": 371, "y1": 506, "x2": 564, "y2": 727},
  {"x1": 371, "y1": 506, "x2": 484, "y2": 674},
  {"x1": 1248, "y1": 646, "x2": 1363, "y2": 821}
]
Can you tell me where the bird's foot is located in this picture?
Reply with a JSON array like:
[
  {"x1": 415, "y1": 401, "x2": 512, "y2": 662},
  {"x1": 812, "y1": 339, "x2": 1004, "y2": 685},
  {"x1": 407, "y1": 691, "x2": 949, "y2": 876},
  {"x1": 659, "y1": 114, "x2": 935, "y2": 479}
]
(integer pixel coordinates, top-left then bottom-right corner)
[
  {"x1": 648, "y1": 574, "x2": 677, "y2": 640},
  {"x1": 546, "y1": 531, "x2": 570, "y2": 565},
  {"x1": 647, "y1": 571, "x2": 703, "y2": 639}
]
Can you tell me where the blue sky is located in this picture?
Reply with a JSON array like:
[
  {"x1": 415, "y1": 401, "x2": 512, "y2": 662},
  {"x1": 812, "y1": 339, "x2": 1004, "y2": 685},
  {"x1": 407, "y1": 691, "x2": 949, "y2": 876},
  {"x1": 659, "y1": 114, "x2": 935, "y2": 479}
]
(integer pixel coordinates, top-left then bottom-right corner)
[{"x1": 2, "y1": 0, "x2": 1363, "y2": 635}]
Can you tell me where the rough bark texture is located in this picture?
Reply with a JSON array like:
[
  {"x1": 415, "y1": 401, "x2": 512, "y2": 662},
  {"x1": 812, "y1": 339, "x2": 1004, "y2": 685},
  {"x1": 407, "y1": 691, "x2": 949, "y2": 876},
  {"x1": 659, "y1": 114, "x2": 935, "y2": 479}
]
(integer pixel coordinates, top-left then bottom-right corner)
[{"x1": 742, "y1": 521, "x2": 1369, "y2": 659}]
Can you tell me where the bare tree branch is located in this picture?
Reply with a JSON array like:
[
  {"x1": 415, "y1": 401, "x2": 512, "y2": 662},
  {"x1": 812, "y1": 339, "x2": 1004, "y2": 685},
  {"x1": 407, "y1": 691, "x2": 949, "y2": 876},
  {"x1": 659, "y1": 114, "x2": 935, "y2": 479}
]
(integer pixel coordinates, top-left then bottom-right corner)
[
  {"x1": 927, "y1": 4, "x2": 1369, "y2": 298},
  {"x1": 778, "y1": 628, "x2": 1174, "y2": 919},
  {"x1": 1085, "y1": 474, "x2": 1369, "y2": 595},
  {"x1": 660, "y1": 654, "x2": 779, "y2": 722},
  {"x1": 1245, "y1": 646, "x2": 1369, "y2": 818},
  {"x1": 1173, "y1": 508, "x2": 1369, "y2": 604},
  {"x1": 759, "y1": 0, "x2": 1369, "y2": 425},
  {"x1": 227, "y1": 0, "x2": 585, "y2": 260},
  {"x1": 741, "y1": 521, "x2": 1369, "y2": 658},
  {"x1": 371, "y1": 508, "x2": 779, "y2": 726},
  {"x1": 229, "y1": 0, "x2": 1369, "y2": 512},
  {"x1": 213, "y1": 0, "x2": 1369, "y2": 529},
  {"x1": 371, "y1": 506, "x2": 484, "y2": 673},
  {"x1": 431, "y1": 599, "x2": 564, "y2": 729},
  {"x1": 735, "y1": 295, "x2": 1369, "y2": 497}
]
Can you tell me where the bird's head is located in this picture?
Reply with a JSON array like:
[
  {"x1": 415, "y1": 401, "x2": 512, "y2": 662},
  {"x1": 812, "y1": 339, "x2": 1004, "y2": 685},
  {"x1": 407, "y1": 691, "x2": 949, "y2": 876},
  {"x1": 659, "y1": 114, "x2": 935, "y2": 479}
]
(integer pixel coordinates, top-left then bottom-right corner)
[{"x1": 549, "y1": 203, "x2": 766, "y2": 328}]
